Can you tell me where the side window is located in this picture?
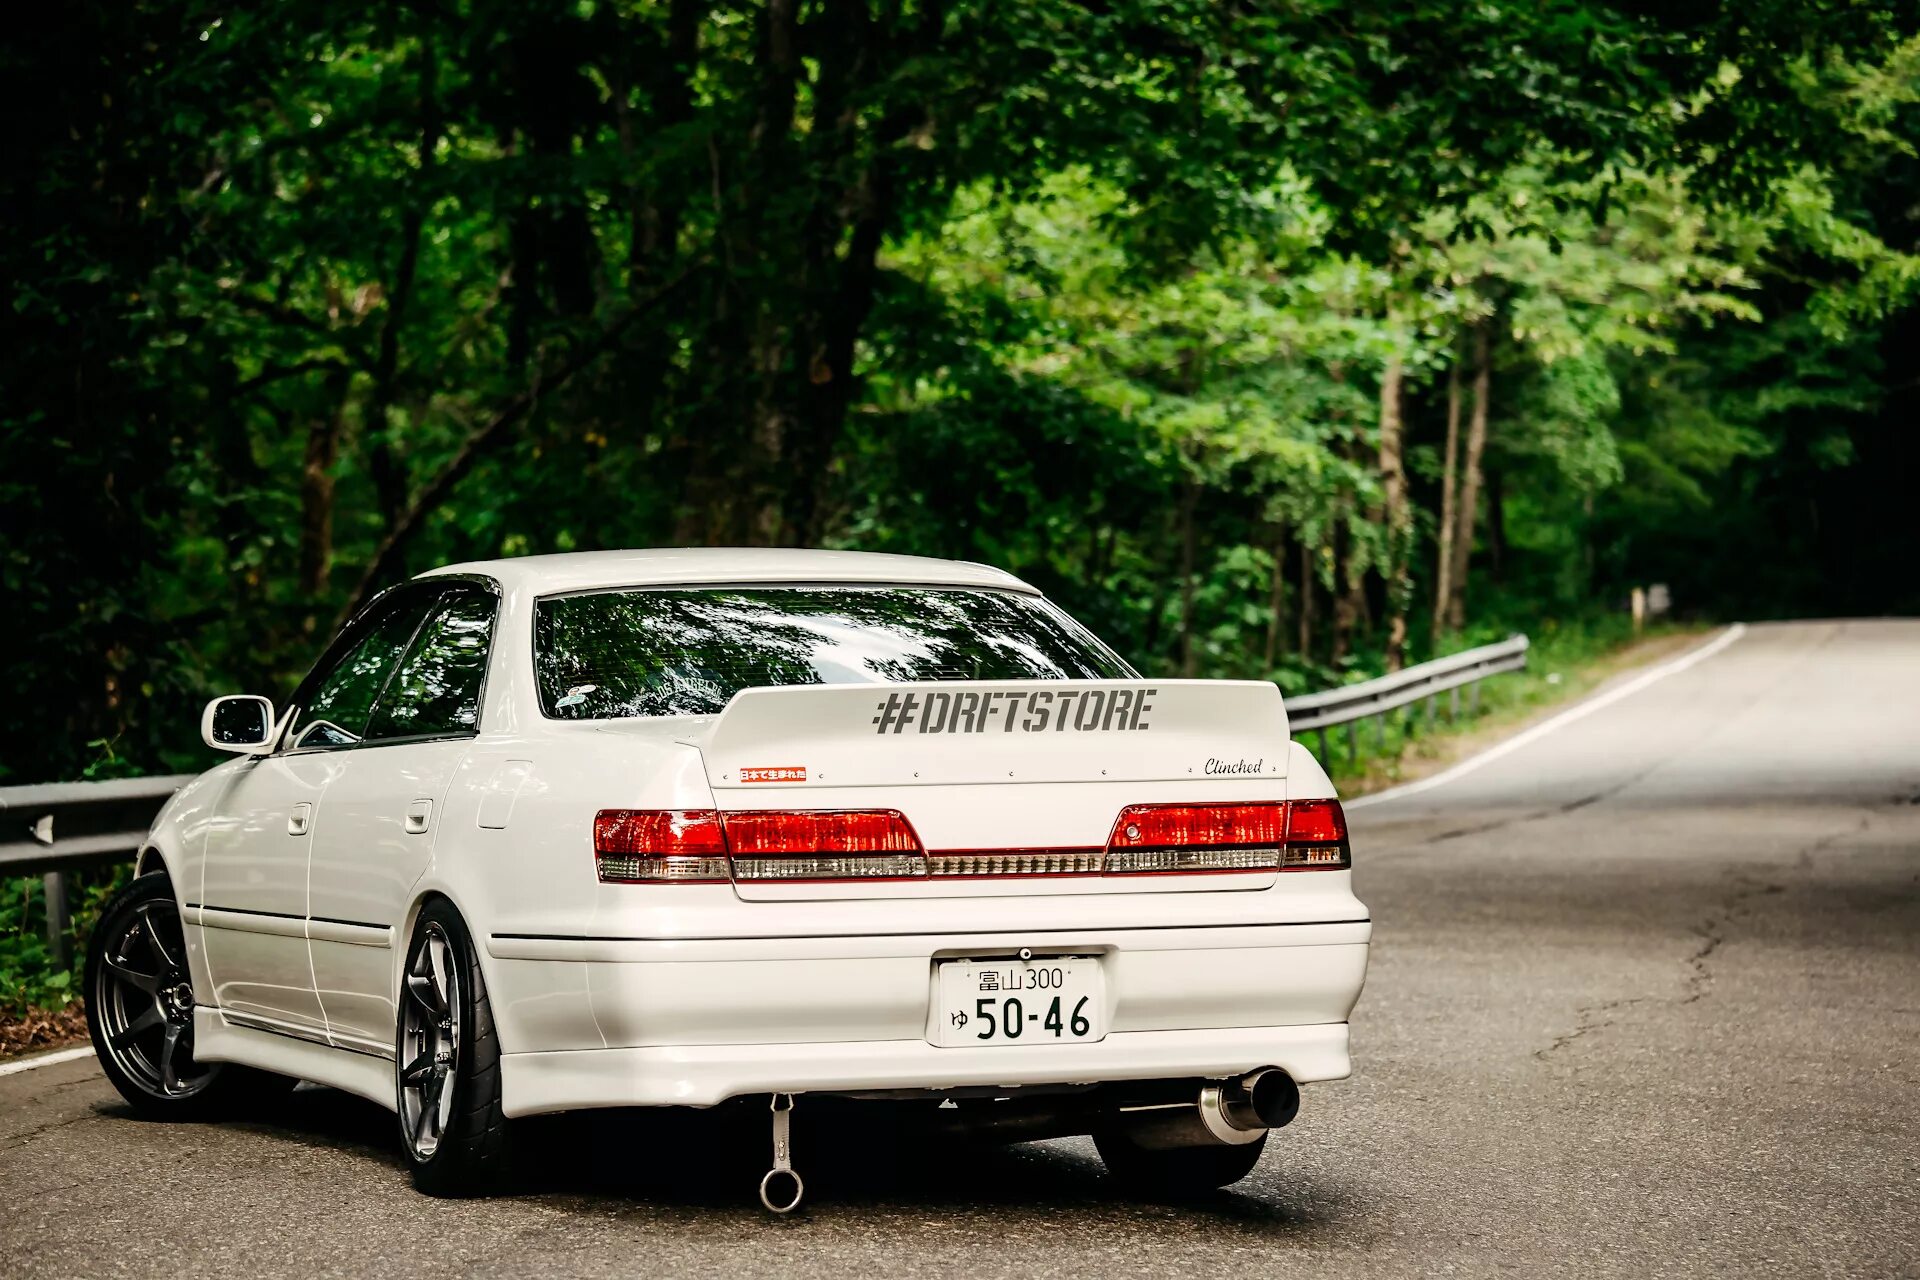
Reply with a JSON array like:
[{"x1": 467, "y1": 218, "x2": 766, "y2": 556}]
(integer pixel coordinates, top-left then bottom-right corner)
[
  {"x1": 364, "y1": 589, "x2": 497, "y2": 741},
  {"x1": 289, "y1": 592, "x2": 437, "y2": 749}
]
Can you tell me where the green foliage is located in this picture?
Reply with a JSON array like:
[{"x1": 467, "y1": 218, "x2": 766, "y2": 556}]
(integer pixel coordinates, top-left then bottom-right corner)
[
  {"x1": 0, "y1": 871, "x2": 129, "y2": 1019},
  {"x1": 2, "y1": 0, "x2": 1918, "y2": 793}
]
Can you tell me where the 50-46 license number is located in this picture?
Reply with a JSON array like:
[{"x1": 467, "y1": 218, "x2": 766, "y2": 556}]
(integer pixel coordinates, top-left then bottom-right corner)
[
  {"x1": 969, "y1": 993, "x2": 1092, "y2": 1041},
  {"x1": 933, "y1": 959, "x2": 1107, "y2": 1047}
]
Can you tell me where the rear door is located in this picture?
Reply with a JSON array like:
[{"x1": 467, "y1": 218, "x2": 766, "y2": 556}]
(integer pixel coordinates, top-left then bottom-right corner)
[
  {"x1": 306, "y1": 582, "x2": 497, "y2": 1055},
  {"x1": 695, "y1": 678, "x2": 1290, "y2": 900}
]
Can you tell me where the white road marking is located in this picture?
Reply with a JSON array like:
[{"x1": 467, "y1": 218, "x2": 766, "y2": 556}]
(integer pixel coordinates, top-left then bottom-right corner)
[
  {"x1": 0, "y1": 1044, "x2": 94, "y2": 1077},
  {"x1": 1345, "y1": 623, "x2": 1749, "y2": 811}
]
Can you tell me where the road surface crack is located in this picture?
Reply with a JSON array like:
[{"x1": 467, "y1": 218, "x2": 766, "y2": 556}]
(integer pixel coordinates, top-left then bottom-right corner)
[
  {"x1": 0, "y1": 1110, "x2": 97, "y2": 1152},
  {"x1": 1538, "y1": 812, "x2": 1872, "y2": 1057},
  {"x1": 1534, "y1": 996, "x2": 1650, "y2": 1059},
  {"x1": 1680, "y1": 876, "x2": 1782, "y2": 1004}
]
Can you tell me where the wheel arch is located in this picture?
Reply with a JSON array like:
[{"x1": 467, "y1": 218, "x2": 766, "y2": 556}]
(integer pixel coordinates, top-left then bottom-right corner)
[
  {"x1": 132, "y1": 843, "x2": 174, "y2": 885},
  {"x1": 394, "y1": 883, "x2": 511, "y2": 1051}
]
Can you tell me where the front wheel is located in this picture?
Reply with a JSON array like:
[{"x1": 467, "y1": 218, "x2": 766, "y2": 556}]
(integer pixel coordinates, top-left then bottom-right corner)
[
  {"x1": 85, "y1": 872, "x2": 292, "y2": 1119},
  {"x1": 1094, "y1": 1128, "x2": 1268, "y2": 1196},
  {"x1": 397, "y1": 899, "x2": 510, "y2": 1196}
]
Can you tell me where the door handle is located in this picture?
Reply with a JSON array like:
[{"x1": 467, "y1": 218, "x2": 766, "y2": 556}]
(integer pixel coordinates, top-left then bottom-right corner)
[
  {"x1": 288, "y1": 802, "x2": 312, "y2": 836},
  {"x1": 404, "y1": 799, "x2": 433, "y2": 835}
]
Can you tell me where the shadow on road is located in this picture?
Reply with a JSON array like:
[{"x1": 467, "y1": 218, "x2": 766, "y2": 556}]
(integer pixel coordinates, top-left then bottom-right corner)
[{"x1": 92, "y1": 1085, "x2": 1348, "y2": 1230}]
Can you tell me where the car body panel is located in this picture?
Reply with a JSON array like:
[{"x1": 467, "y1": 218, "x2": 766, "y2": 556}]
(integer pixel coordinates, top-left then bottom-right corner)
[
  {"x1": 197, "y1": 754, "x2": 340, "y2": 1037},
  {"x1": 307, "y1": 738, "x2": 469, "y2": 1055}
]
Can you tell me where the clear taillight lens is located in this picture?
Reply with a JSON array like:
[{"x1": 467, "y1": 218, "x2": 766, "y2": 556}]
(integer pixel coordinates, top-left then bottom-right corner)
[{"x1": 1103, "y1": 800, "x2": 1349, "y2": 873}]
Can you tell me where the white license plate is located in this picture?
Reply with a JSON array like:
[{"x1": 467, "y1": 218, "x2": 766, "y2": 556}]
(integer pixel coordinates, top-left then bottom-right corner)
[{"x1": 933, "y1": 958, "x2": 1106, "y2": 1047}]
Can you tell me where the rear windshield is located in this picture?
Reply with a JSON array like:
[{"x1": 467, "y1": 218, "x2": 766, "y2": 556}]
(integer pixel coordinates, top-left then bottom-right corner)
[{"x1": 533, "y1": 586, "x2": 1132, "y2": 719}]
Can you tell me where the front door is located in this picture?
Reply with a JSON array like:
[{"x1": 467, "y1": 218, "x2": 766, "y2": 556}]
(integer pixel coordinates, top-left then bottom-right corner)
[
  {"x1": 202, "y1": 585, "x2": 440, "y2": 1039},
  {"x1": 199, "y1": 754, "x2": 337, "y2": 1038},
  {"x1": 305, "y1": 584, "x2": 498, "y2": 1055}
]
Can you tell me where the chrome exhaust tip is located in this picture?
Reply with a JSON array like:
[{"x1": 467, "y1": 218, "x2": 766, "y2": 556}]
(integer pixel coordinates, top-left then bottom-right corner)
[
  {"x1": 1119, "y1": 1068, "x2": 1301, "y2": 1150},
  {"x1": 1223, "y1": 1068, "x2": 1301, "y2": 1132}
]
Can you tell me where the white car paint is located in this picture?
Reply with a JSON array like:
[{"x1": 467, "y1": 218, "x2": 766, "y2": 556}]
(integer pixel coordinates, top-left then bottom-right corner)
[{"x1": 141, "y1": 548, "x2": 1370, "y2": 1119}]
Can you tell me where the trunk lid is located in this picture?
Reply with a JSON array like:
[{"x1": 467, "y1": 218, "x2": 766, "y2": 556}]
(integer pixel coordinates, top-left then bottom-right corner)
[{"x1": 687, "y1": 678, "x2": 1291, "y2": 900}]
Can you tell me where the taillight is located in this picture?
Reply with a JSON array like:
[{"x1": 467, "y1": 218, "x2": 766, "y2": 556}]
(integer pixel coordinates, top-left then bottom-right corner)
[
  {"x1": 594, "y1": 810, "x2": 729, "y2": 883},
  {"x1": 597, "y1": 800, "x2": 1349, "y2": 884},
  {"x1": 721, "y1": 810, "x2": 926, "y2": 881},
  {"x1": 1281, "y1": 798, "x2": 1351, "y2": 868},
  {"x1": 1102, "y1": 800, "x2": 1350, "y2": 873},
  {"x1": 1104, "y1": 802, "x2": 1289, "y2": 874}
]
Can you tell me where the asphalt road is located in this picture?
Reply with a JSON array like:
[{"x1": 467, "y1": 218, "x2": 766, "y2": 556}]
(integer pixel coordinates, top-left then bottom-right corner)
[{"x1": 4, "y1": 619, "x2": 1916, "y2": 1278}]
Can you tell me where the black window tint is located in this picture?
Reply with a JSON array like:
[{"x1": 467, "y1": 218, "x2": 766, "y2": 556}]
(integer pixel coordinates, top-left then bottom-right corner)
[
  {"x1": 534, "y1": 587, "x2": 1131, "y2": 719},
  {"x1": 291, "y1": 593, "x2": 437, "y2": 747},
  {"x1": 365, "y1": 590, "x2": 496, "y2": 740}
]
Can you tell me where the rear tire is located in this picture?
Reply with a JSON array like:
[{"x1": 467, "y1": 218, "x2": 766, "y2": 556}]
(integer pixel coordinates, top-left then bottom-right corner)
[
  {"x1": 85, "y1": 872, "x2": 295, "y2": 1120},
  {"x1": 397, "y1": 899, "x2": 511, "y2": 1196},
  {"x1": 1094, "y1": 1128, "x2": 1268, "y2": 1195}
]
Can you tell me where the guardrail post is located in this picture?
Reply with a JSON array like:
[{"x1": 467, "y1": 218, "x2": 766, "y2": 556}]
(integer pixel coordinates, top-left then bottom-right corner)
[
  {"x1": 1344, "y1": 721, "x2": 1357, "y2": 764},
  {"x1": 1425, "y1": 694, "x2": 1436, "y2": 730},
  {"x1": 1449, "y1": 686, "x2": 1460, "y2": 720},
  {"x1": 1470, "y1": 682, "x2": 1482, "y2": 716},
  {"x1": 1374, "y1": 713, "x2": 1386, "y2": 749},
  {"x1": 43, "y1": 871, "x2": 72, "y2": 972},
  {"x1": 1316, "y1": 727, "x2": 1329, "y2": 765}
]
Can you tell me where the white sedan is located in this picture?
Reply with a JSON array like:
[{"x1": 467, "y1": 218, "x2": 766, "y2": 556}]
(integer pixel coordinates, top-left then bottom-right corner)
[{"x1": 86, "y1": 549, "x2": 1370, "y2": 1205}]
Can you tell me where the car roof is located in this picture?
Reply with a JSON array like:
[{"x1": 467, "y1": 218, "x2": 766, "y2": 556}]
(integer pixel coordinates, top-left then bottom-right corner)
[{"x1": 419, "y1": 547, "x2": 1040, "y2": 596}]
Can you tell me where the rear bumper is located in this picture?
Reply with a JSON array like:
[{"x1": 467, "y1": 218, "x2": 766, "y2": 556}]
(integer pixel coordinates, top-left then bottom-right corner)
[
  {"x1": 500, "y1": 1022, "x2": 1352, "y2": 1116},
  {"x1": 484, "y1": 918, "x2": 1369, "y2": 1114}
]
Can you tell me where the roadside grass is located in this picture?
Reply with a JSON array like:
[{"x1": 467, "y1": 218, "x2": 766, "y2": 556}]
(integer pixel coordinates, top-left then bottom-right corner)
[
  {"x1": 1318, "y1": 617, "x2": 1712, "y2": 796},
  {"x1": 1, "y1": 867, "x2": 127, "y2": 1053},
  {"x1": 0, "y1": 614, "x2": 1710, "y2": 1057}
]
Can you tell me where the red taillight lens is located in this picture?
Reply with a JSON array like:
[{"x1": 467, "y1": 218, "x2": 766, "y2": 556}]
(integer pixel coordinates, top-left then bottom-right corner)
[
  {"x1": 594, "y1": 809, "x2": 729, "y2": 883},
  {"x1": 1284, "y1": 798, "x2": 1350, "y2": 866},
  {"x1": 1104, "y1": 802, "x2": 1288, "y2": 874},
  {"x1": 1103, "y1": 799, "x2": 1350, "y2": 873},
  {"x1": 595, "y1": 808, "x2": 928, "y2": 883},
  {"x1": 721, "y1": 809, "x2": 926, "y2": 881},
  {"x1": 1108, "y1": 802, "x2": 1289, "y2": 850},
  {"x1": 598, "y1": 800, "x2": 1348, "y2": 884}
]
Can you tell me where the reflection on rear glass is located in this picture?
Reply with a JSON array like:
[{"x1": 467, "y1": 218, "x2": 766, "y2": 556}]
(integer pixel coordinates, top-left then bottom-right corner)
[{"x1": 534, "y1": 587, "x2": 1131, "y2": 719}]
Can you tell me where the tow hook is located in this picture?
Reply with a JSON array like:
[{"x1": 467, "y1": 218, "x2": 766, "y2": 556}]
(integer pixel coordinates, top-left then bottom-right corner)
[{"x1": 759, "y1": 1093, "x2": 804, "y2": 1213}]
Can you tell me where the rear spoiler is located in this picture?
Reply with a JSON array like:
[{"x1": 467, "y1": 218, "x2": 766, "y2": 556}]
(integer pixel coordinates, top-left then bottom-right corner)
[{"x1": 692, "y1": 679, "x2": 1289, "y2": 792}]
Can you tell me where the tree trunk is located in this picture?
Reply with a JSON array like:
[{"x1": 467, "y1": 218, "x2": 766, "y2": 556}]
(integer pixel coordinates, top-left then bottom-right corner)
[
  {"x1": 1297, "y1": 539, "x2": 1315, "y2": 662},
  {"x1": 1376, "y1": 350, "x2": 1411, "y2": 671},
  {"x1": 1447, "y1": 321, "x2": 1493, "y2": 631},
  {"x1": 366, "y1": 38, "x2": 443, "y2": 529},
  {"x1": 1488, "y1": 466, "x2": 1508, "y2": 581},
  {"x1": 1432, "y1": 347, "x2": 1463, "y2": 644},
  {"x1": 1331, "y1": 520, "x2": 1360, "y2": 664},
  {"x1": 1176, "y1": 475, "x2": 1200, "y2": 677},
  {"x1": 1263, "y1": 526, "x2": 1287, "y2": 672},
  {"x1": 298, "y1": 369, "x2": 353, "y2": 594}
]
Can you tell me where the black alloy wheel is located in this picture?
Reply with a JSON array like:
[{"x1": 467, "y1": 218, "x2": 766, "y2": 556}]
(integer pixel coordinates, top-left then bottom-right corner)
[
  {"x1": 396, "y1": 899, "x2": 510, "y2": 1196},
  {"x1": 398, "y1": 920, "x2": 461, "y2": 1160},
  {"x1": 86, "y1": 872, "x2": 291, "y2": 1118}
]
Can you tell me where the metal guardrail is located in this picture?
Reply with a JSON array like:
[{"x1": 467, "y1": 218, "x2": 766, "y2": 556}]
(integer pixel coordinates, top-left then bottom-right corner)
[
  {"x1": 0, "y1": 774, "x2": 196, "y2": 969},
  {"x1": 0, "y1": 635, "x2": 1527, "y2": 964},
  {"x1": 0, "y1": 774, "x2": 198, "y2": 878},
  {"x1": 1289, "y1": 633, "x2": 1531, "y2": 764}
]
